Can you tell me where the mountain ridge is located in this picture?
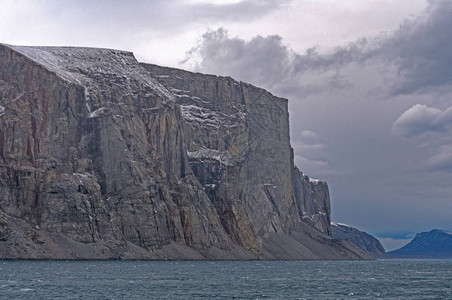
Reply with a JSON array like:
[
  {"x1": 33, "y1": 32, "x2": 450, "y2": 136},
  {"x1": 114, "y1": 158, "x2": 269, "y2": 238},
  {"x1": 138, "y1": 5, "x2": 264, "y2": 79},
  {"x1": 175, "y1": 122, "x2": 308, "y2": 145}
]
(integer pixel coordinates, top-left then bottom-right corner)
[
  {"x1": 388, "y1": 229, "x2": 452, "y2": 258},
  {"x1": 331, "y1": 222, "x2": 387, "y2": 258}
]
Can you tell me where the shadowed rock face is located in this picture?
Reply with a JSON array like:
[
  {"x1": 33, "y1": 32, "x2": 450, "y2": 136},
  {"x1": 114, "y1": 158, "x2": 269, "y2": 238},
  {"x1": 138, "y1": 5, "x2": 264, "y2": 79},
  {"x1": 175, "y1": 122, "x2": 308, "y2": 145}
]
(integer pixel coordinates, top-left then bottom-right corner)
[
  {"x1": 0, "y1": 44, "x2": 372, "y2": 260},
  {"x1": 332, "y1": 223, "x2": 386, "y2": 258},
  {"x1": 388, "y1": 229, "x2": 452, "y2": 258}
]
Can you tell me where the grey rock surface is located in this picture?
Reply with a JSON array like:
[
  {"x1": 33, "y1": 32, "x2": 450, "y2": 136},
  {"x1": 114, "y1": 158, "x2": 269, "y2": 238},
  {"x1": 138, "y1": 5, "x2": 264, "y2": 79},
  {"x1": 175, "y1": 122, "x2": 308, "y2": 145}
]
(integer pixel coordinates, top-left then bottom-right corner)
[
  {"x1": 142, "y1": 64, "x2": 333, "y2": 239},
  {"x1": 0, "y1": 44, "x2": 372, "y2": 259},
  {"x1": 293, "y1": 167, "x2": 331, "y2": 236},
  {"x1": 331, "y1": 222, "x2": 387, "y2": 258}
]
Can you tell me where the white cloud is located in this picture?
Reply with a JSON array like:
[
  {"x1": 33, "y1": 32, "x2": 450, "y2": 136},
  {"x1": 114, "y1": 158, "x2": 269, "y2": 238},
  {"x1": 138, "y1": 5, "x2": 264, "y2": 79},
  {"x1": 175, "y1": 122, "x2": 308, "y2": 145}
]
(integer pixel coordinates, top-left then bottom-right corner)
[
  {"x1": 299, "y1": 130, "x2": 319, "y2": 141},
  {"x1": 0, "y1": 0, "x2": 289, "y2": 67},
  {"x1": 291, "y1": 130, "x2": 331, "y2": 176},
  {"x1": 392, "y1": 104, "x2": 452, "y2": 172},
  {"x1": 392, "y1": 104, "x2": 443, "y2": 137},
  {"x1": 294, "y1": 155, "x2": 332, "y2": 177}
]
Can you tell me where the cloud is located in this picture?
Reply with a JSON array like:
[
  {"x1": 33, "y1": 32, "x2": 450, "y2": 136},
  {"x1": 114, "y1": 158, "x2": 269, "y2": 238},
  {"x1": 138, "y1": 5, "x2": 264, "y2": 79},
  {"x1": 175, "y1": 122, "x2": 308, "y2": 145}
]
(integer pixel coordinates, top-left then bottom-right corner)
[
  {"x1": 392, "y1": 104, "x2": 452, "y2": 172},
  {"x1": 290, "y1": 130, "x2": 332, "y2": 175},
  {"x1": 184, "y1": 0, "x2": 292, "y2": 23},
  {"x1": 0, "y1": 0, "x2": 289, "y2": 67},
  {"x1": 377, "y1": 237, "x2": 411, "y2": 251},
  {"x1": 428, "y1": 144, "x2": 452, "y2": 171},
  {"x1": 392, "y1": 104, "x2": 452, "y2": 138},
  {"x1": 294, "y1": 155, "x2": 331, "y2": 176},
  {"x1": 292, "y1": 131, "x2": 326, "y2": 159},
  {"x1": 185, "y1": 0, "x2": 452, "y2": 97},
  {"x1": 376, "y1": 232, "x2": 416, "y2": 251},
  {"x1": 298, "y1": 130, "x2": 319, "y2": 143},
  {"x1": 181, "y1": 0, "x2": 452, "y2": 238},
  {"x1": 183, "y1": 27, "x2": 365, "y2": 97},
  {"x1": 381, "y1": 0, "x2": 452, "y2": 94},
  {"x1": 0, "y1": 0, "x2": 289, "y2": 35},
  {"x1": 184, "y1": 28, "x2": 296, "y2": 90},
  {"x1": 184, "y1": 1, "x2": 452, "y2": 177}
]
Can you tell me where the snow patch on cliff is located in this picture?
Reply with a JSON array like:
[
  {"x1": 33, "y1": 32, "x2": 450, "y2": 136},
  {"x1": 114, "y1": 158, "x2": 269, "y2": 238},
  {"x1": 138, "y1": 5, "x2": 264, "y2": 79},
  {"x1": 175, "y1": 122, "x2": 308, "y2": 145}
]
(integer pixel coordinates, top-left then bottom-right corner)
[
  {"x1": 84, "y1": 88, "x2": 92, "y2": 113},
  {"x1": 188, "y1": 148, "x2": 236, "y2": 166},
  {"x1": 180, "y1": 104, "x2": 246, "y2": 129},
  {"x1": 309, "y1": 177, "x2": 325, "y2": 184},
  {"x1": 181, "y1": 105, "x2": 221, "y2": 128},
  {"x1": 88, "y1": 107, "x2": 108, "y2": 118},
  {"x1": 170, "y1": 87, "x2": 190, "y2": 94},
  {"x1": 7, "y1": 45, "x2": 175, "y2": 103},
  {"x1": 332, "y1": 222, "x2": 351, "y2": 228}
]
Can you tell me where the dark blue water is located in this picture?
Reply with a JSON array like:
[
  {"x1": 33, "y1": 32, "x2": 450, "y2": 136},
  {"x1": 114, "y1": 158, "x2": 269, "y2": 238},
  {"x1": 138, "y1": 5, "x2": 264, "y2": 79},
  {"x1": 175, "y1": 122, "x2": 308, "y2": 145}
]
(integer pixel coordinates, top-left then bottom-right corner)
[{"x1": 1, "y1": 259, "x2": 451, "y2": 299}]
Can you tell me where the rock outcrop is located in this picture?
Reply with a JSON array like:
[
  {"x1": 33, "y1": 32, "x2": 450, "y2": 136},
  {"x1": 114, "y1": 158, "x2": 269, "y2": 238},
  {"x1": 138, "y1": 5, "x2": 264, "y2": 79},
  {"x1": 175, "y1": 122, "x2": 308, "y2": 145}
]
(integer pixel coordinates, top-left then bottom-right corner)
[
  {"x1": 331, "y1": 222, "x2": 387, "y2": 258},
  {"x1": 0, "y1": 44, "x2": 372, "y2": 259},
  {"x1": 388, "y1": 229, "x2": 452, "y2": 258}
]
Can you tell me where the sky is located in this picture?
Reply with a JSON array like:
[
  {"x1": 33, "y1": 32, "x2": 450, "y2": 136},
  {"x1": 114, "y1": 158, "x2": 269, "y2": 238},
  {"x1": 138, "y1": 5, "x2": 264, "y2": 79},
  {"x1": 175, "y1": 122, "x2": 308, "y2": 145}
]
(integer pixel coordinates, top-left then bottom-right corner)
[{"x1": 1, "y1": 0, "x2": 451, "y2": 251}]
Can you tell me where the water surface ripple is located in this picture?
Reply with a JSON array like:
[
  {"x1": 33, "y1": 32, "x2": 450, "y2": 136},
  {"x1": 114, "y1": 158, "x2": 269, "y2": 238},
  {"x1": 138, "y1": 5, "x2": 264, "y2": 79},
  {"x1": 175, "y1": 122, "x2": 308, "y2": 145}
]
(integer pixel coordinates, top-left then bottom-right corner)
[{"x1": 0, "y1": 259, "x2": 451, "y2": 299}]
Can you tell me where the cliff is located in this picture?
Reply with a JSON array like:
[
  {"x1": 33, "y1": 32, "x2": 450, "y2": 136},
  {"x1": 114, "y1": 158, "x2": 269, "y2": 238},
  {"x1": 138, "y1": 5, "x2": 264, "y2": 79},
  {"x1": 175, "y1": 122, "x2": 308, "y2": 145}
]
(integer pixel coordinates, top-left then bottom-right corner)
[
  {"x1": 388, "y1": 229, "x2": 452, "y2": 258},
  {"x1": 331, "y1": 222, "x2": 387, "y2": 258},
  {"x1": 0, "y1": 44, "x2": 372, "y2": 259}
]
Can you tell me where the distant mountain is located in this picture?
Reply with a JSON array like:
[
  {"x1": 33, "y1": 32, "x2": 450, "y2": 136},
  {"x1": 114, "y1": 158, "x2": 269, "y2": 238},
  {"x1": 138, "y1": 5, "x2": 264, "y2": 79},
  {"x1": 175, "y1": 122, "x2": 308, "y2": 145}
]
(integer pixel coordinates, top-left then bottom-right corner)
[
  {"x1": 332, "y1": 222, "x2": 387, "y2": 258},
  {"x1": 388, "y1": 229, "x2": 452, "y2": 258}
]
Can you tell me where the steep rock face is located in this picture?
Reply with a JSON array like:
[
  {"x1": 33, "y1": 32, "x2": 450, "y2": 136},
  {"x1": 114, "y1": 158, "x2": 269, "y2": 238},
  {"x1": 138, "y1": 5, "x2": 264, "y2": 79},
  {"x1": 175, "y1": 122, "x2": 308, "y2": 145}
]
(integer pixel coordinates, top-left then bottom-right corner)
[
  {"x1": 0, "y1": 44, "x2": 242, "y2": 259},
  {"x1": 142, "y1": 65, "x2": 333, "y2": 241},
  {"x1": 331, "y1": 222, "x2": 386, "y2": 258},
  {"x1": 388, "y1": 229, "x2": 452, "y2": 258},
  {"x1": 141, "y1": 64, "x2": 370, "y2": 259},
  {"x1": 293, "y1": 167, "x2": 331, "y2": 236},
  {"x1": 0, "y1": 44, "x2": 371, "y2": 259},
  {"x1": 142, "y1": 64, "x2": 295, "y2": 251}
]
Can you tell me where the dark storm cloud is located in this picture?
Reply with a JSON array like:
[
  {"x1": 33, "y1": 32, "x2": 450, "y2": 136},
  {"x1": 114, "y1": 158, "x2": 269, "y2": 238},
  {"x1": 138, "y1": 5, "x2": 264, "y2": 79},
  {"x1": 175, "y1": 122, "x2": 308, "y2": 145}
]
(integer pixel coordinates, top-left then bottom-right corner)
[
  {"x1": 185, "y1": 28, "x2": 297, "y2": 90},
  {"x1": 185, "y1": 0, "x2": 452, "y2": 97},
  {"x1": 185, "y1": 0, "x2": 452, "y2": 151},
  {"x1": 184, "y1": 28, "x2": 367, "y2": 96},
  {"x1": 379, "y1": 0, "x2": 452, "y2": 94}
]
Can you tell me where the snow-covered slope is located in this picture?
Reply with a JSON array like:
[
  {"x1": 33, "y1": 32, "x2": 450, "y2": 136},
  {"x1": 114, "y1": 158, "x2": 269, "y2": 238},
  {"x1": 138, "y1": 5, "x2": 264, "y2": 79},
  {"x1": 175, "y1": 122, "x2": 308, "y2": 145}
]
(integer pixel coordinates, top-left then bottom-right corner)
[{"x1": 7, "y1": 44, "x2": 174, "y2": 103}]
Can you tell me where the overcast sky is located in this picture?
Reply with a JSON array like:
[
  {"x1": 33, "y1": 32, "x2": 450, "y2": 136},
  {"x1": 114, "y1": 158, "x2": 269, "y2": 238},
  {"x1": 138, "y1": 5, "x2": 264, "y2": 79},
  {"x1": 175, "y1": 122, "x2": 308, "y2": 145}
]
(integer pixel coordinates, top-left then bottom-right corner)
[{"x1": 1, "y1": 0, "x2": 450, "y2": 250}]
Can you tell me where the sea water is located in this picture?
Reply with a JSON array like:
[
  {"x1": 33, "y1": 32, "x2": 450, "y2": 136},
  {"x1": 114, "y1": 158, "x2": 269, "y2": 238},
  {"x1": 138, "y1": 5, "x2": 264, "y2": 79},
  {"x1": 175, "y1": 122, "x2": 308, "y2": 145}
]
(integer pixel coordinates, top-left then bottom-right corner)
[{"x1": 0, "y1": 259, "x2": 451, "y2": 299}]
